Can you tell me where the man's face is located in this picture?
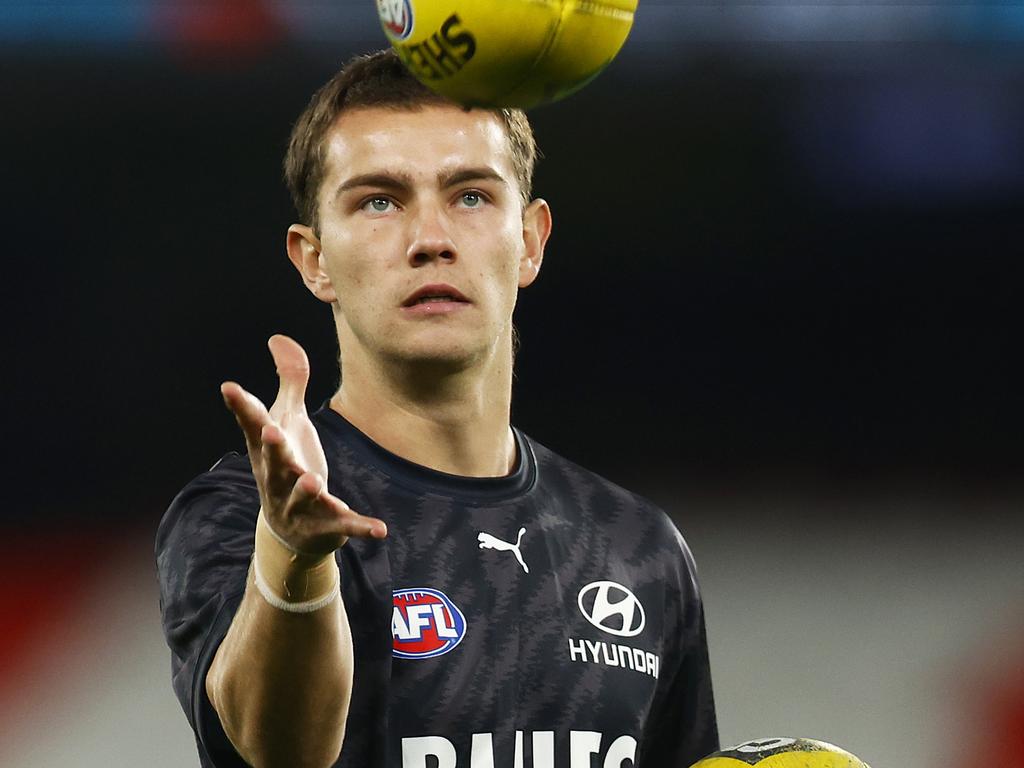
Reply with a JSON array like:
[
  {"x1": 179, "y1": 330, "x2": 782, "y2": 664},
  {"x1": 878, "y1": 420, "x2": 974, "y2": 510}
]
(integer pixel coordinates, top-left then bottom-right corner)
[{"x1": 298, "y1": 104, "x2": 549, "y2": 372}]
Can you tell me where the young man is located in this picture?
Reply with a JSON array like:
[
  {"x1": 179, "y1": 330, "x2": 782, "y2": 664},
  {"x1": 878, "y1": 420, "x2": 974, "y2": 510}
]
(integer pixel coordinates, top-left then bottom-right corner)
[{"x1": 157, "y1": 49, "x2": 718, "y2": 768}]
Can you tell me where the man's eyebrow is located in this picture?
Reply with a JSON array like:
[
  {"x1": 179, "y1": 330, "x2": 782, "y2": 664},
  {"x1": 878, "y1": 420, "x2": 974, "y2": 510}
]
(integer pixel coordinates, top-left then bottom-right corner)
[
  {"x1": 334, "y1": 171, "x2": 414, "y2": 198},
  {"x1": 334, "y1": 166, "x2": 509, "y2": 200},
  {"x1": 438, "y1": 166, "x2": 508, "y2": 189}
]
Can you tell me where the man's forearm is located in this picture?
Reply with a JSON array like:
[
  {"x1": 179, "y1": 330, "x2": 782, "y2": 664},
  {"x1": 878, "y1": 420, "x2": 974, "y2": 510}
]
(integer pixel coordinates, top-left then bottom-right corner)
[
  {"x1": 205, "y1": 339, "x2": 385, "y2": 767},
  {"x1": 206, "y1": 565, "x2": 354, "y2": 768}
]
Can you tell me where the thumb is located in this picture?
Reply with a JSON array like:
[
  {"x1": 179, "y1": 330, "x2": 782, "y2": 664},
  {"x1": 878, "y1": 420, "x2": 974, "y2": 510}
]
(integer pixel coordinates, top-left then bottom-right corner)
[{"x1": 267, "y1": 334, "x2": 310, "y2": 414}]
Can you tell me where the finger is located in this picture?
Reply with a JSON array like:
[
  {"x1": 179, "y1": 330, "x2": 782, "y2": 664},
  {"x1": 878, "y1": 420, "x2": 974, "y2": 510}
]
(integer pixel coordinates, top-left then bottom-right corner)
[
  {"x1": 332, "y1": 500, "x2": 389, "y2": 540},
  {"x1": 289, "y1": 476, "x2": 388, "y2": 541},
  {"x1": 267, "y1": 335, "x2": 310, "y2": 415},
  {"x1": 221, "y1": 381, "x2": 271, "y2": 456},
  {"x1": 276, "y1": 476, "x2": 388, "y2": 550},
  {"x1": 261, "y1": 422, "x2": 306, "y2": 498}
]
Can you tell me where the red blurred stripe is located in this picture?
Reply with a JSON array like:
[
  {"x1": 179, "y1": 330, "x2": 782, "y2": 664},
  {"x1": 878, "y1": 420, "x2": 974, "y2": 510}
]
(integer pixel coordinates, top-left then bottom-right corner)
[
  {"x1": 0, "y1": 533, "x2": 108, "y2": 693},
  {"x1": 157, "y1": 0, "x2": 285, "y2": 61}
]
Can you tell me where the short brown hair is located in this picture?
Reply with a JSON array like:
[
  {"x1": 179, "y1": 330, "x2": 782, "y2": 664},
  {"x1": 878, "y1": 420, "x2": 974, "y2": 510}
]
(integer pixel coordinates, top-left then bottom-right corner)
[{"x1": 283, "y1": 49, "x2": 538, "y2": 233}]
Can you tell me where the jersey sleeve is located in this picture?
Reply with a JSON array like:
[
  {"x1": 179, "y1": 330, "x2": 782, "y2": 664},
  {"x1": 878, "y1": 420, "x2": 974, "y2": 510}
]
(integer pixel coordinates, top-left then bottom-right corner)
[
  {"x1": 636, "y1": 518, "x2": 720, "y2": 767},
  {"x1": 155, "y1": 453, "x2": 258, "y2": 768}
]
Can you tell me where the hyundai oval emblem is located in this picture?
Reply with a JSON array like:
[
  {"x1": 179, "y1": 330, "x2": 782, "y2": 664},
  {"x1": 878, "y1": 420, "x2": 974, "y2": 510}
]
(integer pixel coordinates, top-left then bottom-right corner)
[{"x1": 577, "y1": 580, "x2": 646, "y2": 637}]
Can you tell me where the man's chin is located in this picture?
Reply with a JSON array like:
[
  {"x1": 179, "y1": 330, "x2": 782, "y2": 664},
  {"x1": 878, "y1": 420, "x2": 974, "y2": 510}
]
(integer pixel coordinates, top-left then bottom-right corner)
[{"x1": 382, "y1": 343, "x2": 484, "y2": 375}]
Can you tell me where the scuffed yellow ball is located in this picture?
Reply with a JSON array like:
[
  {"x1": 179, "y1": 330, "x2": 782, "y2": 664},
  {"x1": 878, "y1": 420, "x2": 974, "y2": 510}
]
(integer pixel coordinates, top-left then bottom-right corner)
[{"x1": 692, "y1": 738, "x2": 872, "y2": 768}]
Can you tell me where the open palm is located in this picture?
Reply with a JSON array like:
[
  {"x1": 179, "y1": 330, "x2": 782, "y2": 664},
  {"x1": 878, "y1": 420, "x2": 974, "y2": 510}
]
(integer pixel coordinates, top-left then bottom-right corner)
[{"x1": 221, "y1": 334, "x2": 386, "y2": 555}]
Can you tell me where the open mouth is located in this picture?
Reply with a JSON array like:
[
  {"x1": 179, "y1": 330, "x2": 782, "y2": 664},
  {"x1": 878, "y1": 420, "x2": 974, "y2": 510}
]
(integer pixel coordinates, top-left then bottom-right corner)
[
  {"x1": 409, "y1": 294, "x2": 465, "y2": 305},
  {"x1": 402, "y1": 284, "x2": 471, "y2": 307}
]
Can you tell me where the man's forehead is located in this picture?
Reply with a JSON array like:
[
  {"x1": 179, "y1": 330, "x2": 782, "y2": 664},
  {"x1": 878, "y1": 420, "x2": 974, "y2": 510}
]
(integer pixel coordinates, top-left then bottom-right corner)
[{"x1": 322, "y1": 105, "x2": 514, "y2": 182}]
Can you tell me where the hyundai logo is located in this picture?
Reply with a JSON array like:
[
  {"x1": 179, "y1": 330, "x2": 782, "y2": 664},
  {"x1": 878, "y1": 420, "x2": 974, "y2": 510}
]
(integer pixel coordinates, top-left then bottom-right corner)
[{"x1": 577, "y1": 581, "x2": 646, "y2": 637}]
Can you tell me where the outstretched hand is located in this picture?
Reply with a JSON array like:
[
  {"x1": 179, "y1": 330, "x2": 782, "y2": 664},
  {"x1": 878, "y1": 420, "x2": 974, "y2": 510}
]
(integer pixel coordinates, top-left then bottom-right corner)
[{"x1": 221, "y1": 334, "x2": 387, "y2": 554}]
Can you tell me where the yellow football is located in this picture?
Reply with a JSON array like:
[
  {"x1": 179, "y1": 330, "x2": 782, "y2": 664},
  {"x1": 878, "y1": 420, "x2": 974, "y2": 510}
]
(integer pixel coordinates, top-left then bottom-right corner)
[
  {"x1": 692, "y1": 737, "x2": 873, "y2": 768},
  {"x1": 376, "y1": 0, "x2": 638, "y2": 108}
]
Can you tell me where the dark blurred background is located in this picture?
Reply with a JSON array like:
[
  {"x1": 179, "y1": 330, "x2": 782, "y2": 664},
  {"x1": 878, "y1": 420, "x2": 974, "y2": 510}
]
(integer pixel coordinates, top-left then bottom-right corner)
[{"x1": 1, "y1": 2, "x2": 1021, "y2": 767}]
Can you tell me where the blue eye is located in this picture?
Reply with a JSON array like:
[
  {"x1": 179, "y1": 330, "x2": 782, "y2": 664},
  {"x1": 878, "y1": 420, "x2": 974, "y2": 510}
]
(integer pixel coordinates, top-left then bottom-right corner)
[
  {"x1": 461, "y1": 192, "x2": 483, "y2": 208},
  {"x1": 365, "y1": 197, "x2": 393, "y2": 213}
]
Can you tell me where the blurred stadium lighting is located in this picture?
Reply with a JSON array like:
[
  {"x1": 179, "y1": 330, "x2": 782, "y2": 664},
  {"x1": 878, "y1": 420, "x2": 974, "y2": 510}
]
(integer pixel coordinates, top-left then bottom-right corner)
[{"x1": 3, "y1": 1, "x2": 1024, "y2": 47}]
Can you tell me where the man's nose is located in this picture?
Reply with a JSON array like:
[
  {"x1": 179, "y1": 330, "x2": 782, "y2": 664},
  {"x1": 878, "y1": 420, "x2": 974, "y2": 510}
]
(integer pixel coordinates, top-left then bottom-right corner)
[{"x1": 406, "y1": 202, "x2": 457, "y2": 267}]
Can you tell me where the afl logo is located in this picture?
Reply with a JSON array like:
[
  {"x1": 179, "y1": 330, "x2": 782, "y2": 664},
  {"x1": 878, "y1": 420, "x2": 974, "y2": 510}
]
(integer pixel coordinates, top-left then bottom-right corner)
[
  {"x1": 577, "y1": 580, "x2": 646, "y2": 637},
  {"x1": 392, "y1": 588, "x2": 466, "y2": 659},
  {"x1": 377, "y1": 0, "x2": 414, "y2": 40}
]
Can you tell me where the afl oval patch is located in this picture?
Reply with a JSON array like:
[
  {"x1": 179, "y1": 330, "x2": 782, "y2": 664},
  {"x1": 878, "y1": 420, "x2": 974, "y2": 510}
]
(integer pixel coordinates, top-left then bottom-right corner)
[{"x1": 392, "y1": 587, "x2": 467, "y2": 659}]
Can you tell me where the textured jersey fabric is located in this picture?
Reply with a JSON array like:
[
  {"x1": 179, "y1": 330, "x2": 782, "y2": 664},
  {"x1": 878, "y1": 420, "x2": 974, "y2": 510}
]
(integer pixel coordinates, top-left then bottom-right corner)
[{"x1": 156, "y1": 405, "x2": 718, "y2": 767}]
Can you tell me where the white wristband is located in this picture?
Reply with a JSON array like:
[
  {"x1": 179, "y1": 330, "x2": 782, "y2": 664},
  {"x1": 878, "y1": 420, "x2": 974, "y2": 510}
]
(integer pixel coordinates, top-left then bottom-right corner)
[
  {"x1": 252, "y1": 552, "x2": 340, "y2": 614},
  {"x1": 252, "y1": 510, "x2": 340, "y2": 613}
]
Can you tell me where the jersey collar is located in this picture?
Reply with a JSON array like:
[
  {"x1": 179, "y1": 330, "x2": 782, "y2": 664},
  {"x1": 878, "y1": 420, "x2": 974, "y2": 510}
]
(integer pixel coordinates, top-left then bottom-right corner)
[{"x1": 313, "y1": 403, "x2": 537, "y2": 503}]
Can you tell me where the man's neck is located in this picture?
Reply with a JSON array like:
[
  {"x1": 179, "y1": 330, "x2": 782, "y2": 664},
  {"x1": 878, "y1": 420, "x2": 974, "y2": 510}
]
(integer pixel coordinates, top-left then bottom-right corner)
[{"x1": 328, "y1": 345, "x2": 517, "y2": 479}]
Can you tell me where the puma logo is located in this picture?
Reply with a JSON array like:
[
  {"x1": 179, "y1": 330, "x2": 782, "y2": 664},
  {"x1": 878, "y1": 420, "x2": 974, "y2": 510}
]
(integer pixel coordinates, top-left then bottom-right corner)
[{"x1": 477, "y1": 527, "x2": 529, "y2": 574}]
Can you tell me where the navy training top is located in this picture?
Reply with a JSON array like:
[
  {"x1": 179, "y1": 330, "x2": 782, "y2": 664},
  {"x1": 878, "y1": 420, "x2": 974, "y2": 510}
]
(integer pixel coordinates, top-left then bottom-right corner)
[{"x1": 156, "y1": 405, "x2": 718, "y2": 767}]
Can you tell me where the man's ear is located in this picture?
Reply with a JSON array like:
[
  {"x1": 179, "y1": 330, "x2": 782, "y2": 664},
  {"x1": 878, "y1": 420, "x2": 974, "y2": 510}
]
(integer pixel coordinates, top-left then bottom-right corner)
[
  {"x1": 286, "y1": 224, "x2": 336, "y2": 303},
  {"x1": 519, "y1": 198, "x2": 552, "y2": 288}
]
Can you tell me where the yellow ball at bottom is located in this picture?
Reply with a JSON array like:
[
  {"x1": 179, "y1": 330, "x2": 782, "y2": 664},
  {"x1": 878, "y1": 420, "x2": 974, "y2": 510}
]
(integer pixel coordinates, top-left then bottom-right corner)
[{"x1": 691, "y1": 738, "x2": 872, "y2": 768}]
